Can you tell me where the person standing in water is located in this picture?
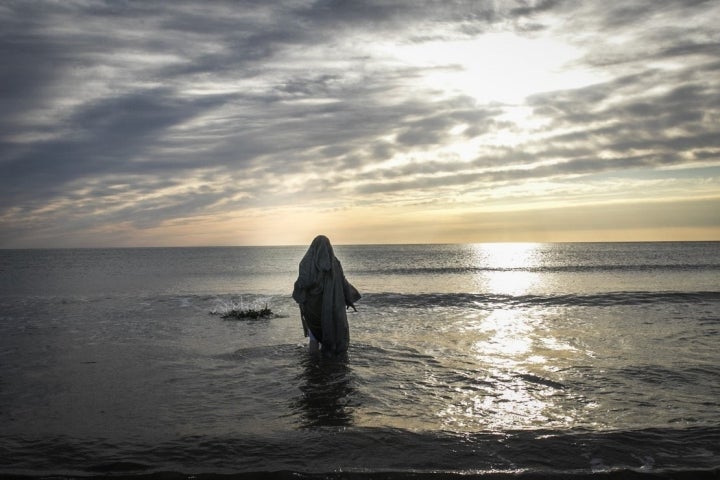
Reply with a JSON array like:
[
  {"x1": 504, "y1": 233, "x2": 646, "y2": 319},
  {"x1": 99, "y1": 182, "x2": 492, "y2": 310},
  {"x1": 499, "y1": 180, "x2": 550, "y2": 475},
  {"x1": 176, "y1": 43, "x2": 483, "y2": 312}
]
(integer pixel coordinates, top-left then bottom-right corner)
[{"x1": 292, "y1": 235, "x2": 361, "y2": 357}]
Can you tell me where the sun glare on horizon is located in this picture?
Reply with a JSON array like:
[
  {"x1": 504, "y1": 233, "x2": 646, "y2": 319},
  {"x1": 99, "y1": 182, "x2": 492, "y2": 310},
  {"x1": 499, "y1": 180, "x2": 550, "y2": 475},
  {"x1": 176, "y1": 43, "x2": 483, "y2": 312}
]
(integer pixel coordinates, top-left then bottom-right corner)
[{"x1": 471, "y1": 243, "x2": 542, "y2": 295}]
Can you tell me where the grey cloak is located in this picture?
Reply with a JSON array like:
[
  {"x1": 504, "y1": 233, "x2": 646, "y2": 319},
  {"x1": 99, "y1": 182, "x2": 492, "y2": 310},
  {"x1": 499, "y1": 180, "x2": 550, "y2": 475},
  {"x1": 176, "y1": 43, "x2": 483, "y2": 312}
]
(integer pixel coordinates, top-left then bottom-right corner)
[{"x1": 292, "y1": 235, "x2": 361, "y2": 356}]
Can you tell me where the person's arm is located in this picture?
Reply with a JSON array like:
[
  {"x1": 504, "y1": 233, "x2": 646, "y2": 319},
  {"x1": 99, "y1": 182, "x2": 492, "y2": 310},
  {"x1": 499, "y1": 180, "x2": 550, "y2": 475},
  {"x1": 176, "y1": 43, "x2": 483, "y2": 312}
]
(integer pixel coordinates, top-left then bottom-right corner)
[
  {"x1": 334, "y1": 258, "x2": 360, "y2": 310},
  {"x1": 342, "y1": 275, "x2": 361, "y2": 311}
]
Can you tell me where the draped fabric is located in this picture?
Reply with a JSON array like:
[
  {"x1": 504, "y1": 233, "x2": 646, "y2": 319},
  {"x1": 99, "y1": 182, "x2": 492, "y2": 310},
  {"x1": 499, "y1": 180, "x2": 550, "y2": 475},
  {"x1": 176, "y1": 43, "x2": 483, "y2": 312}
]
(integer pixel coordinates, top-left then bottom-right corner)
[{"x1": 292, "y1": 235, "x2": 361, "y2": 356}]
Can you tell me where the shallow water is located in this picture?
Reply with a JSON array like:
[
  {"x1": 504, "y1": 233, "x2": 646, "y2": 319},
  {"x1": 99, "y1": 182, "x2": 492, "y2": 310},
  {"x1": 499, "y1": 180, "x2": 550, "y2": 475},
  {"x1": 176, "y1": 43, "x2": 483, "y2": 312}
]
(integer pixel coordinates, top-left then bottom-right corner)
[{"x1": 0, "y1": 242, "x2": 719, "y2": 478}]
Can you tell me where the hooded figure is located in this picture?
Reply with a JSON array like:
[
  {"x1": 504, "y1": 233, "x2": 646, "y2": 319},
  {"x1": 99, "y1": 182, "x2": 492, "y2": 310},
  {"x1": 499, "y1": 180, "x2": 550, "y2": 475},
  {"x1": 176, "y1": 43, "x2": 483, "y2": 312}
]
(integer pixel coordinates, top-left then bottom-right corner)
[{"x1": 292, "y1": 235, "x2": 361, "y2": 357}]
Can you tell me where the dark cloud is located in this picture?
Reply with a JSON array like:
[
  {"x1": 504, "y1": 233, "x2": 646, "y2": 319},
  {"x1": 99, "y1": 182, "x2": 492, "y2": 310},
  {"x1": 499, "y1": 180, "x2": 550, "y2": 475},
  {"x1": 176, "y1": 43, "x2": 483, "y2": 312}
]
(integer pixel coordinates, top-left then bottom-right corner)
[{"x1": 1, "y1": 88, "x2": 235, "y2": 205}]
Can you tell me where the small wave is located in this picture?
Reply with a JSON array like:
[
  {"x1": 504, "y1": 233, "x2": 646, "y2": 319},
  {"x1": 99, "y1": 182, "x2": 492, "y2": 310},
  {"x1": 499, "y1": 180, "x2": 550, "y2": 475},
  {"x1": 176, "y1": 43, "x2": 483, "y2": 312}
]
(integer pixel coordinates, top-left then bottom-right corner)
[
  {"x1": 614, "y1": 363, "x2": 720, "y2": 389},
  {"x1": 86, "y1": 461, "x2": 152, "y2": 473},
  {"x1": 365, "y1": 291, "x2": 720, "y2": 309},
  {"x1": 356, "y1": 263, "x2": 720, "y2": 275},
  {"x1": 516, "y1": 373, "x2": 566, "y2": 390},
  {"x1": 215, "y1": 343, "x2": 303, "y2": 362},
  {"x1": 2, "y1": 426, "x2": 719, "y2": 478}
]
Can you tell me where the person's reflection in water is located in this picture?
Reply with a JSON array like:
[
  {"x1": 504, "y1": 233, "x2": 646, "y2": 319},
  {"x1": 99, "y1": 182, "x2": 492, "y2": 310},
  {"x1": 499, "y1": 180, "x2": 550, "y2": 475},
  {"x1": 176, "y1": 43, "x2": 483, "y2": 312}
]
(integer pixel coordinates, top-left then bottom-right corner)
[{"x1": 292, "y1": 354, "x2": 355, "y2": 428}]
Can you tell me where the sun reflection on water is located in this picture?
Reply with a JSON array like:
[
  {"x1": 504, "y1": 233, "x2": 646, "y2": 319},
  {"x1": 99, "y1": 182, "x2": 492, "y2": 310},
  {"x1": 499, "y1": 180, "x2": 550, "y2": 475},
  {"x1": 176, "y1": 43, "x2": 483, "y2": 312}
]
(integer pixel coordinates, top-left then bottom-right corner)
[
  {"x1": 438, "y1": 308, "x2": 579, "y2": 431},
  {"x1": 471, "y1": 243, "x2": 542, "y2": 296},
  {"x1": 437, "y1": 245, "x2": 584, "y2": 431},
  {"x1": 474, "y1": 242, "x2": 540, "y2": 269},
  {"x1": 473, "y1": 309, "x2": 532, "y2": 364}
]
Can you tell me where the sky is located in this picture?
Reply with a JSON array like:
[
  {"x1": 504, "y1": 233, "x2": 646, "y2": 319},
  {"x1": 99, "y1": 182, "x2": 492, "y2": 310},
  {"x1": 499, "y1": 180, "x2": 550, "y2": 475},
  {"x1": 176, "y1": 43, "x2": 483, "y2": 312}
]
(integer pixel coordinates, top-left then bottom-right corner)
[{"x1": 1, "y1": 0, "x2": 719, "y2": 247}]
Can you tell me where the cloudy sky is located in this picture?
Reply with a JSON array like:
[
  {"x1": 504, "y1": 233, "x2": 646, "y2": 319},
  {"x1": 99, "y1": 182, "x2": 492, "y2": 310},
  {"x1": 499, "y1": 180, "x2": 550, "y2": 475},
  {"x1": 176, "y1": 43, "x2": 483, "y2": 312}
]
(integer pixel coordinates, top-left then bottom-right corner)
[{"x1": 1, "y1": 0, "x2": 719, "y2": 247}]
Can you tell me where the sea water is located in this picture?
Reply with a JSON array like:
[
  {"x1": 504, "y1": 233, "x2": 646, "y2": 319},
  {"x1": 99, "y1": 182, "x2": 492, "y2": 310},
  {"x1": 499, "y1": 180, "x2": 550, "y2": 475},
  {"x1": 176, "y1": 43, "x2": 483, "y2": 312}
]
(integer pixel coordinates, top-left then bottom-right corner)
[{"x1": 0, "y1": 242, "x2": 718, "y2": 478}]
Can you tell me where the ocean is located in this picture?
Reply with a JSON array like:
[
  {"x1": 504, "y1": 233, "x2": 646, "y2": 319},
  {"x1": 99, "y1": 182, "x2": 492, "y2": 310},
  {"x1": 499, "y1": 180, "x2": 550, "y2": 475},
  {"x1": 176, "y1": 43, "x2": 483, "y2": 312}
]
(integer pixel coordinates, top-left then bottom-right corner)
[{"x1": 0, "y1": 242, "x2": 718, "y2": 479}]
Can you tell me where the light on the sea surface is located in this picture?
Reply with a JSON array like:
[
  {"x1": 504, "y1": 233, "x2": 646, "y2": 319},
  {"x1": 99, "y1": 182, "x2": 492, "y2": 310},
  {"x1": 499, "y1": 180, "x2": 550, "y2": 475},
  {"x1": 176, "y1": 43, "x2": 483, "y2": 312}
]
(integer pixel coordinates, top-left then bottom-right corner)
[
  {"x1": 471, "y1": 243, "x2": 542, "y2": 295},
  {"x1": 473, "y1": 309, "x2": 532, "y2": 362},
  {"x1": 474, "y1": 242, "x2": 539, "y2": 269},
  {"x1": 435, "y1": 307, "x2": 559, "y2": 431}
]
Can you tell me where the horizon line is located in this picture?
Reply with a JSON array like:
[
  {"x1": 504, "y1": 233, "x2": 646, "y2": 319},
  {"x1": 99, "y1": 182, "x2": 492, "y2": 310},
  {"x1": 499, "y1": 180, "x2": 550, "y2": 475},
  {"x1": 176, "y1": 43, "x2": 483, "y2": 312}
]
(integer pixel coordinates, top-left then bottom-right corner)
[{"x1": 2, "y1": 239, "x2": 719, "y2": 250}]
